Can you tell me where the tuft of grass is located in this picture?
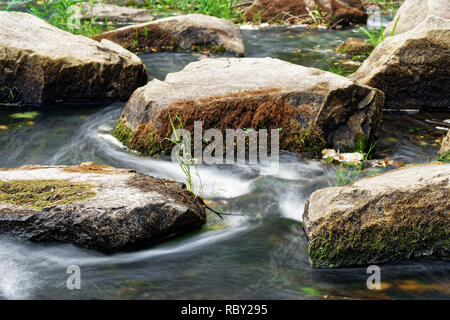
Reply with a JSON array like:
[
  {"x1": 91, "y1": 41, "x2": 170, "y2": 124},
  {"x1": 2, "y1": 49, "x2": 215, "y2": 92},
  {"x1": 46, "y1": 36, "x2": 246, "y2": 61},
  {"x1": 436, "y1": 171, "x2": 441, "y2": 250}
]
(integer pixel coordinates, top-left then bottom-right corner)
[
  {"x1": 359, "y1": 15, "x2": 400, "y2": 47},
  {"x1": 166, "y1": 112, "x2": 204, "y2": 196},
  {"x1": 0, "y1": 179, "x2": 96, "y2": 210},
  {"x1": 332, "y1": 142, "x2": 377, "y2": 186},
  {"x1": 327, "y1": 62, "x2": 354, "y2": 77}
]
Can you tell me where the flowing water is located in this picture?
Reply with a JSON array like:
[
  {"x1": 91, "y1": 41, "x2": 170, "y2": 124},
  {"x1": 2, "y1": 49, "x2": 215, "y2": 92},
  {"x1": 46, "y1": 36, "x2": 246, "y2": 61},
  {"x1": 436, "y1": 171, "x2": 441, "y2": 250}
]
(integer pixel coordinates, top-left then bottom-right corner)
[{"x1": 0, "y1": 21, "x2": 449, "y2": 299}]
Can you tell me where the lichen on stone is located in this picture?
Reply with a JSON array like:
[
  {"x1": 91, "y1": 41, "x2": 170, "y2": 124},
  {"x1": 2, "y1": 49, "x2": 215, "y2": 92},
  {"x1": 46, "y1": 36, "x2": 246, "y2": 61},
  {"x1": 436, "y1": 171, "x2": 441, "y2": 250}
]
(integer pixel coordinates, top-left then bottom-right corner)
[{"x1": 0, "y1": 179, "x2": 96, "y2": 210}]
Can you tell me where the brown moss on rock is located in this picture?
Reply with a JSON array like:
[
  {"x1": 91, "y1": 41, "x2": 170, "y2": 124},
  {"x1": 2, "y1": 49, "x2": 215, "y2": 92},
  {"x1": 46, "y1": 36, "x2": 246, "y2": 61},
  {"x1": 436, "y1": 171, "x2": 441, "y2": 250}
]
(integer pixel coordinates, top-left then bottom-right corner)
[
  {"x1": 116, "y1": 89, "x2": 329, "y2": 157},
  {"x1": 0, "y1": 179, "x2": 96, "y2": 210}
]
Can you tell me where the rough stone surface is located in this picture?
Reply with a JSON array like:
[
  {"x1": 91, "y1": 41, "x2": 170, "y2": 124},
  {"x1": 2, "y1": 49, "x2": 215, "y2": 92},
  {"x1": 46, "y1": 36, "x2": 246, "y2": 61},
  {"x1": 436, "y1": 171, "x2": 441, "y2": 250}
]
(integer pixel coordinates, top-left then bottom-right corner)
[
  {"x1": 0, "y1": 12, "x2": 147, "y2": 107},
  {"x1": 243, "y1": 0, "x2": 367, "y2": 24},
  {"x1": 384, "y1": 0, "x2": 450, "y2": 36},
  {"x1": 81, "y1": 2, "x2": 155, "y2": 23},
  {"x1": 303, "y1": 163, "x2": 450, "y2": 268},
  {"x1": 92, "y1": 14, "x2": 244, "y2": 55},
  {"x1": 115, "y1": 57, "x2": 384, "y2": 156},
  {"x1": 0, "y1": 165, "x2": 206, "y2": 252},
  {"x1": 350, "y1": 16, "x2": 450, "y2": 111}
]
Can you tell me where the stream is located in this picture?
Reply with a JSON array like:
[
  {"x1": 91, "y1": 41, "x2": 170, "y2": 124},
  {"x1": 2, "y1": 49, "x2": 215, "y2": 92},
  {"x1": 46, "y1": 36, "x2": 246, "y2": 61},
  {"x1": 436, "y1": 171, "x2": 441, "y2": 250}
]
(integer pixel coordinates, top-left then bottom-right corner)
[{"x1": 0, "y1": 19, "x2": 449, "y2": 299}]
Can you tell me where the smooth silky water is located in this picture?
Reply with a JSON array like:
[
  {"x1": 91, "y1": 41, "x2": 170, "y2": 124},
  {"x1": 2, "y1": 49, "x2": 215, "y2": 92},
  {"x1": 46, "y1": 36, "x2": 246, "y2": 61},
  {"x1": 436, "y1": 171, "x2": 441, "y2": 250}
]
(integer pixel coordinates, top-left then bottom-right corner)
[{"x1": 0, "y1": 25, "x2": 449, "y2": 300}]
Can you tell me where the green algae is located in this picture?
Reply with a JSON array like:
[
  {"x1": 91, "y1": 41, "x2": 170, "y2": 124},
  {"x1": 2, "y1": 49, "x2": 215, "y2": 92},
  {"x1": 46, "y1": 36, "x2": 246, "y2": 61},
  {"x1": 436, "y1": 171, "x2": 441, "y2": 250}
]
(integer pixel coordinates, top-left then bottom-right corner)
[{"x1": 0, "y1": 179, "x2": 96, "y2": 210}]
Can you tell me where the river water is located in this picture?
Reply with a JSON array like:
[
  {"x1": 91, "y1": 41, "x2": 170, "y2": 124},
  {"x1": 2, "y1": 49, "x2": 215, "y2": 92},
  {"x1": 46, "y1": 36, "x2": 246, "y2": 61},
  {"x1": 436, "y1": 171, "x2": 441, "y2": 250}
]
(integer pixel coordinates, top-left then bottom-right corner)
[{"x1": 0, "y1": 17, "x2": 449, "y2": 299}]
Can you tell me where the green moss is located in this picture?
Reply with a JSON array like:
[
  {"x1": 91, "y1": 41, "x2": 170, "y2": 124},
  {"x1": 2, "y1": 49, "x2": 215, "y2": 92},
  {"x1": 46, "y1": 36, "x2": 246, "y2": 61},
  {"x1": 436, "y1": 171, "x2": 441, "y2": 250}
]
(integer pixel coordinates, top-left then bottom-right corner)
[
  {"x1": 295, "y1": 124, "x2": 327, "y2": 157},
  {"x1": 112, "y1": 121, "x2": 162, "y2": 156},
  {"x1": 113, "y1": 121, "x2": 133, "y2": 145},
  {"x1": 309, "y1": 224, "x2": 449, "y2": 268},
  {"x1": 438, "y1": 151, "x2": 450, "y2": 163},
  {"x1": 0, "y1": 179, "x2": 96, "y2": 210}
]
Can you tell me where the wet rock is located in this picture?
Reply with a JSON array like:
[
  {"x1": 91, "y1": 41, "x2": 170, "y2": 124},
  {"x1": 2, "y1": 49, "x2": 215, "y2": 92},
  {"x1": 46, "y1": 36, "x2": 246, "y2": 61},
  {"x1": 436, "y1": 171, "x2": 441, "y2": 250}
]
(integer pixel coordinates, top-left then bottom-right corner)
[
  {"x1": 243, "y1": 0, "x2": 367, "y2": 25},
  {"x1": 350, "y1": 16, "x2": 450, "y2": 111},
  {"x1": 0, "y1": 12, "x2": 147, "y2": 107},
  {"x1": 0, "y1": 164, "x2": 206, "y2": 252},
  {"x1": 303, "y1": 163, "x2": 450, "y2": 268},
  {"x1": 384, "y1": 0, "x2": 450, "y2": 36},
  {"x1": 336, "y1": 38, "x2": 374, "y2": 57},
  {"x1": 92, "y1": 14, "x2": 244, "y2": 55},
  {"x1": 114, "y1": 57, "x2": 384, "y2": 157},
  {"x1": 81, "y1": 2, "x2": 155, "y2": 23},
  {"x1": 439, "y1": 130, "x2": 450, "y2": 162}
]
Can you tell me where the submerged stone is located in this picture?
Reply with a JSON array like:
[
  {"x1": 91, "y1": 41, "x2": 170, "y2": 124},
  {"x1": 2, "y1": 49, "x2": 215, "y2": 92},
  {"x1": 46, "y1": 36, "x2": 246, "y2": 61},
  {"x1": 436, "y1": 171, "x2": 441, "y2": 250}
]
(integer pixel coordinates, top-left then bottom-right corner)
[
  {"x1": 0, "y1": 12, "x2": 147, "y2": 107},
  {"x1": 0, "y1": 164, "x2": 206, "y2": 252},
  {"x1": 303, "y1": 163, "x2": 450, "y2": 268},
  {"x1": 115, "y1": 57, "x2": 384, "y2": 157},
  {"x1": 92, "y1": 14, "x2": 244, "y2": 56},
  {"x1": 350, "y1": 16, "x2": 450, "y2": 111}
]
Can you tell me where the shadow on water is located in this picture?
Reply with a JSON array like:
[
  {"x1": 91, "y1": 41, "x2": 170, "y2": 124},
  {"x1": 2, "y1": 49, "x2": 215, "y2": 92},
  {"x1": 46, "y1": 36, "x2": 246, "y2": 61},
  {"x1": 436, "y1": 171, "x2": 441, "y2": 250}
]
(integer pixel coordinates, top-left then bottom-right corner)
[{"x1": 0, "y1": 25, "x2": 449, "y2": 300}]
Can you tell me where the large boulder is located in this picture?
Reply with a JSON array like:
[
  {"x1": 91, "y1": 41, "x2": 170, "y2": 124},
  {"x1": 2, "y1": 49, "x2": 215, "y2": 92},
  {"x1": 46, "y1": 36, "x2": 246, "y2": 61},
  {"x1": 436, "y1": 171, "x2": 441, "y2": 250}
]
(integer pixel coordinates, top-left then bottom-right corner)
[
  {"x1": 303, "y1": 163, "x2": 450, "y2": 268},
  {"x1": 243, "y1": 0, "x2": 367, "y2": 24},
  {"x1": 0, "y1": 164, "x2": 206, "y2": 252},
  {"x1": 439, "y1": 130, "x2": 450, "y2": 162},
  {"x1": 384, "y1": 0, "x2": 450, "y2": 36},
  {"x1": 81, "y1": 2, "x2": 155, "y2": 23},
  {"x1": 0, "y1": 12, "x2": 147, "y2": 107},
  {"x1": 350, "y1": 16, "x2": 450, "y2": 111},
  {"x1": 92, "y1": 14, "x2": 244, "y2": 56},
  {"x1": 114, "y1": 57, "x2": 384, "y2": 157}
]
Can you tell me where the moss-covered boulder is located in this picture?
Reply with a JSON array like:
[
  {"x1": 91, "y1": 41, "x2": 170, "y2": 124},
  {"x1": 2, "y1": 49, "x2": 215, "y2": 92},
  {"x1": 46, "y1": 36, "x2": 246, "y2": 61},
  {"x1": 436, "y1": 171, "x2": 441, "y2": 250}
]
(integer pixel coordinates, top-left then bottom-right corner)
[
  {"x1": 0, "y1": 164, "x2": 206, "y2": 252},
  {"x1": 303, "y1": 163, "x2": 450, "y2": 268},
  {"x1": 439, "y1": 130, "x2": 450, "y2": 162},
  {"x1": 336, "y1": 38, "x2": 374, "y2": 57},
  {"x1": 350, "y1": 16, "x2": 450, "y2": 111},
  {"x1": 92, "y1": 14, "x2": 244, "y2": 55},
  {"x1": 0, "y1": 12, "x2": 147, "y2": 107},
  {"x1": 114, "y1": 57, "x2": 384, "y2": 157}
]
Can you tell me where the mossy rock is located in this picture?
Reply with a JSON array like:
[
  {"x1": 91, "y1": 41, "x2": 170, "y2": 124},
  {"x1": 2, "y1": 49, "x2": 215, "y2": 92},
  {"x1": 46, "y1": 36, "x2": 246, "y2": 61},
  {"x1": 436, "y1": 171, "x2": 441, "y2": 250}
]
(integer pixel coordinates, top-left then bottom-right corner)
[{"x1": 303, "y1": 163, "x2": 450, "y2": 268}]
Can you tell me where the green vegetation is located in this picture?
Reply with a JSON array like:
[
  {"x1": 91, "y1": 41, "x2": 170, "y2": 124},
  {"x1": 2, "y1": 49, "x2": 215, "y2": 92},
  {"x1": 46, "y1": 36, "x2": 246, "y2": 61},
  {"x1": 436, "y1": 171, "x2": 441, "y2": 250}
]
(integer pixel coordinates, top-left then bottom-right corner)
[
  {"x1": 326, "y1": 62, "x2": 354, "y2": 77},
  {"x1": 143, "y1": 0, "x2": 243, "y2": 21},
  {"x1": 438, "y1": 151, "x2": 450, "y2": 163},
  {"x1": 308, "y1": 223, "x2": 449, "y2": 268},
  {"x1": 332, "y1": 142, "x2": 376, "y2": 186},
  {"x1": 0, "y1": 179, "x2": 96, "y2": 210},
  {"x1": 0, "y1": 87, "x2": 21, "y2": 105},
  {"x1": 359, "y1": 15, "x2": 400, "y2": 47},
  {"x1": 7, "y1": 0, "x2": 112, "y2": 36},
  {"x1": 167, "y1": 112, "x2": 203, "y2": 195},
  {"x1": 371, "y1": 0, "x2": 402, "y2": 13},
  {"x1": 306, "y1": 5, "x2": 330, "y2": 26},
  {"x1": 9, "y1": 111, "x2": 40, "y2": 120},
  {"x1": 308, "y1": 229, "x2": 333, "y2": 267}
]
